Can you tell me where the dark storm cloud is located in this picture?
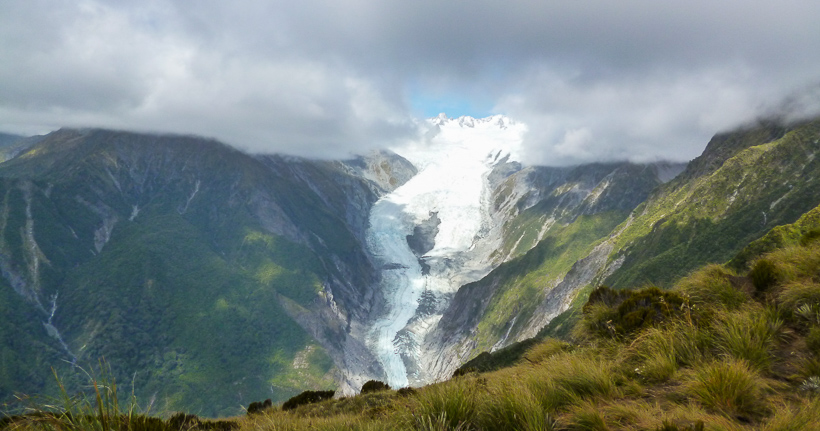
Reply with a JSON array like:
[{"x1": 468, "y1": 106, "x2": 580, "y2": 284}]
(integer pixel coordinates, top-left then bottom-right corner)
[{"x1": 1, "y1": 0, "x2": 819, "y2": 163}]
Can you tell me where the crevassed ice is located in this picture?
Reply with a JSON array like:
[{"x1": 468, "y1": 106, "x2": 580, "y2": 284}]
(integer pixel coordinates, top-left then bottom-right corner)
[{"x1": 365, "y1": 115, "x2": 525, "y2": 388}]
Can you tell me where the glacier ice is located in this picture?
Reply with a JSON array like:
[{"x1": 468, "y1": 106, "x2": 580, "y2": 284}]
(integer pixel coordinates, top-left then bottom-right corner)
[{"x1": 365, "y1": 115, "x2": 525, "y2": 387}]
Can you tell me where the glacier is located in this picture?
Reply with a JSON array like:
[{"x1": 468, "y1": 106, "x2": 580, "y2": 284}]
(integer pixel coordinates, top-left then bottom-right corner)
[{"x1": 364, "y1": 114, "x2": 526, "y2": 387}]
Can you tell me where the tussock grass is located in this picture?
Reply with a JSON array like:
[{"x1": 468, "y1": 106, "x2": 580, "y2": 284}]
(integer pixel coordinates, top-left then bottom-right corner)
[
  {"x1": 401, "y1": 377, "x2": 481, "y2": 430},
  {"x1": 5, "y1": 364, "x2": 176, "y2": 431},
  {"x1": 794, "y1": 355, "x2": 820, "y2": 381},
  {"x1": 675, "y1": 265, "x2": 748, "y2": 310},
  {"x1": 807, "y1": 326, "x2": 820, "y2": 355},
  {"x1": 478, "y1": 383, "x2": 554, "y2": 431},
  {"x1": 712, "y1": 308, "x2": 783, "y2": 372},
  {"x1": 684, "y1": 359, "x2": 770, "y2": 419},
  {"x1": 776, "y1": 281, "x2": 820, "y2": 315},
  {"x1": 544, "y1": 353, "x2": 620, "y2": 402},
  {"x1": 760, "y1": 397, "x2": 820, "y2": 431},
  {"x1": 564, "y1": 402, "x2": 611, "y2": 430},
  {"x1": 522, "y1": 338, "x2": 570, "y2": 365},
  {"x1": 762, "y1": 245, "x2": 820, "y2": 283},
  {"x1": 630, "y1": 323, "x2": 714, "y2": 383},
  {"x1": 632, "y1": 327, "x2": 680, "y2": 383}
]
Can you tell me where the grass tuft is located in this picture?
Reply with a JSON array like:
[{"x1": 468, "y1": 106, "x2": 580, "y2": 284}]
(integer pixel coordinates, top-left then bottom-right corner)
[
  {"x1": 750, "y1": 258, "x2": 780, "y2": 293},
  {"x1": 760, "y1": 397, "x2": 820, "y2": 431},
  {"x1": 478, "y1": 383, "x2": 554, "y2": 431},
  {"x1": 712, "y1": 308, "x2": 783, "y2": 372},
  {"x1": 630, "y1": 323, "x2": 713, "y2": 383},
  {"x1": 684, "y1": 359, "x2": 769, "y2": 419},
  {"x1": 675, "y1": 265, "x2": 748, "y2": 311},
  {"x1": 404, "y1": 377, "x2": 481, "y2": 430},
  {"x1": 522, "y1": 339, "x2": 570, "y2": 365}
]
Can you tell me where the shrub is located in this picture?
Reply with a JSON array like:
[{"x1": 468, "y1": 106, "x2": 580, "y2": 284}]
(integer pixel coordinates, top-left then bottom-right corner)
[
  {"x1": 585, "y1": 285, "x2": 631, "y2": 309},
  {"x1": 582, "y1": 286, "x2": 686, "y2": 338},
  {"x1": 245, "y1": 399, "x2": 272, "y2": 415},
  {"x1": 800, "y1": 376, "x2": 820, "y2": 395},
  {"x1": 451, "y1": 367, "x2": 477, "y2": 378},
  {"x1": 750, "y1": 258, "x2": 780, "y2": 293},
  {"x1": 685, "y1": 359, "x2": 769, "y2": 419},
  {"x1": 168, "y1": 412, "x2": 201, "y2": 429},
  {"x1": 360, "y1": 380, "x2": 391, "y2": 394},
  {"x1": 281, "y1": 390, "x2": 335, "y2": 411},
  {"x1": 396, "y1": 387, "x2": 417, "y2": 397},
  {"x1": 799, "y1": 228, "x2": 820, "y2": 247}
]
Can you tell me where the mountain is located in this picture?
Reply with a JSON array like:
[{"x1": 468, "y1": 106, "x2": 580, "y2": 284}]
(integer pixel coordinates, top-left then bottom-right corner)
[
  {"x1": 3, "y1": 114, "x2": 820, "y2": 417},
  {"x1": 419, "y1": 161, "x2": 682, "y2": 378},
  {"x1": 0, "y1": 129, "x2": 415, "y2": 416},
  {"x1": 420, "y1": 117, "x2": 820, "y2": 381}
]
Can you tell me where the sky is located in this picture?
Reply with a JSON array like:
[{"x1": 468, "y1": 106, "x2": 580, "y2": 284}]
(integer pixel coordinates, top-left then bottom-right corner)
[{"x1": 1, "y1": 1, "x2": 820, "y2": 165}]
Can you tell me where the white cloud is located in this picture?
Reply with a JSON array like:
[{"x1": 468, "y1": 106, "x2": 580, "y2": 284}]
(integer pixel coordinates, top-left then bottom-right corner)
[{"x1": 1, "y1": 0, "x2": 820, "y2": 162}]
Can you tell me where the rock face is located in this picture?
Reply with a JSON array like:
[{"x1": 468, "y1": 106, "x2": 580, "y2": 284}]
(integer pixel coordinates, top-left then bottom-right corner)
[{"x1": 416, "y1": 161, "x2": 677, "y2": 380}]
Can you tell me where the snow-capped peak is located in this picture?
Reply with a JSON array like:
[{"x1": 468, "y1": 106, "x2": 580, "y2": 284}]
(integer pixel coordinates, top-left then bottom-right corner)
[{"x1": 428, "y1": 113, "x2": 515, "y2": 130}]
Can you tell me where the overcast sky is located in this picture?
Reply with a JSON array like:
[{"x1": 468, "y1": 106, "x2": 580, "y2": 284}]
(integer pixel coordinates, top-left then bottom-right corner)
[{"x1": 2, "y1": 1, "x2": 820, "y2": 165}]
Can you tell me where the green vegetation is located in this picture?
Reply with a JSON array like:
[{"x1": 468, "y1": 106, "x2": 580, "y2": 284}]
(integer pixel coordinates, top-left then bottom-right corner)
[
  {"x1": 606, "y1": 119, "x2": 820, "y2": 289},
  {"x1": 473, "y1": 211, "x2": 628, "y2": 352},
  {"x1": 9, "y1": 208, "x2": 820, "y2": 430},
  {"x1": 0, "y1": 129, "x2": 364, "y2": 416}
]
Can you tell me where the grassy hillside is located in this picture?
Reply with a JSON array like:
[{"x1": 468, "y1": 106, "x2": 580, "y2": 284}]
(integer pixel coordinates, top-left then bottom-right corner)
[
  {"x1": 605, "y1": 118, "x2": 820, "y2": 289},
  {"x1": 472, "y1": 210, "x2": 627, "y2": 351}
]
